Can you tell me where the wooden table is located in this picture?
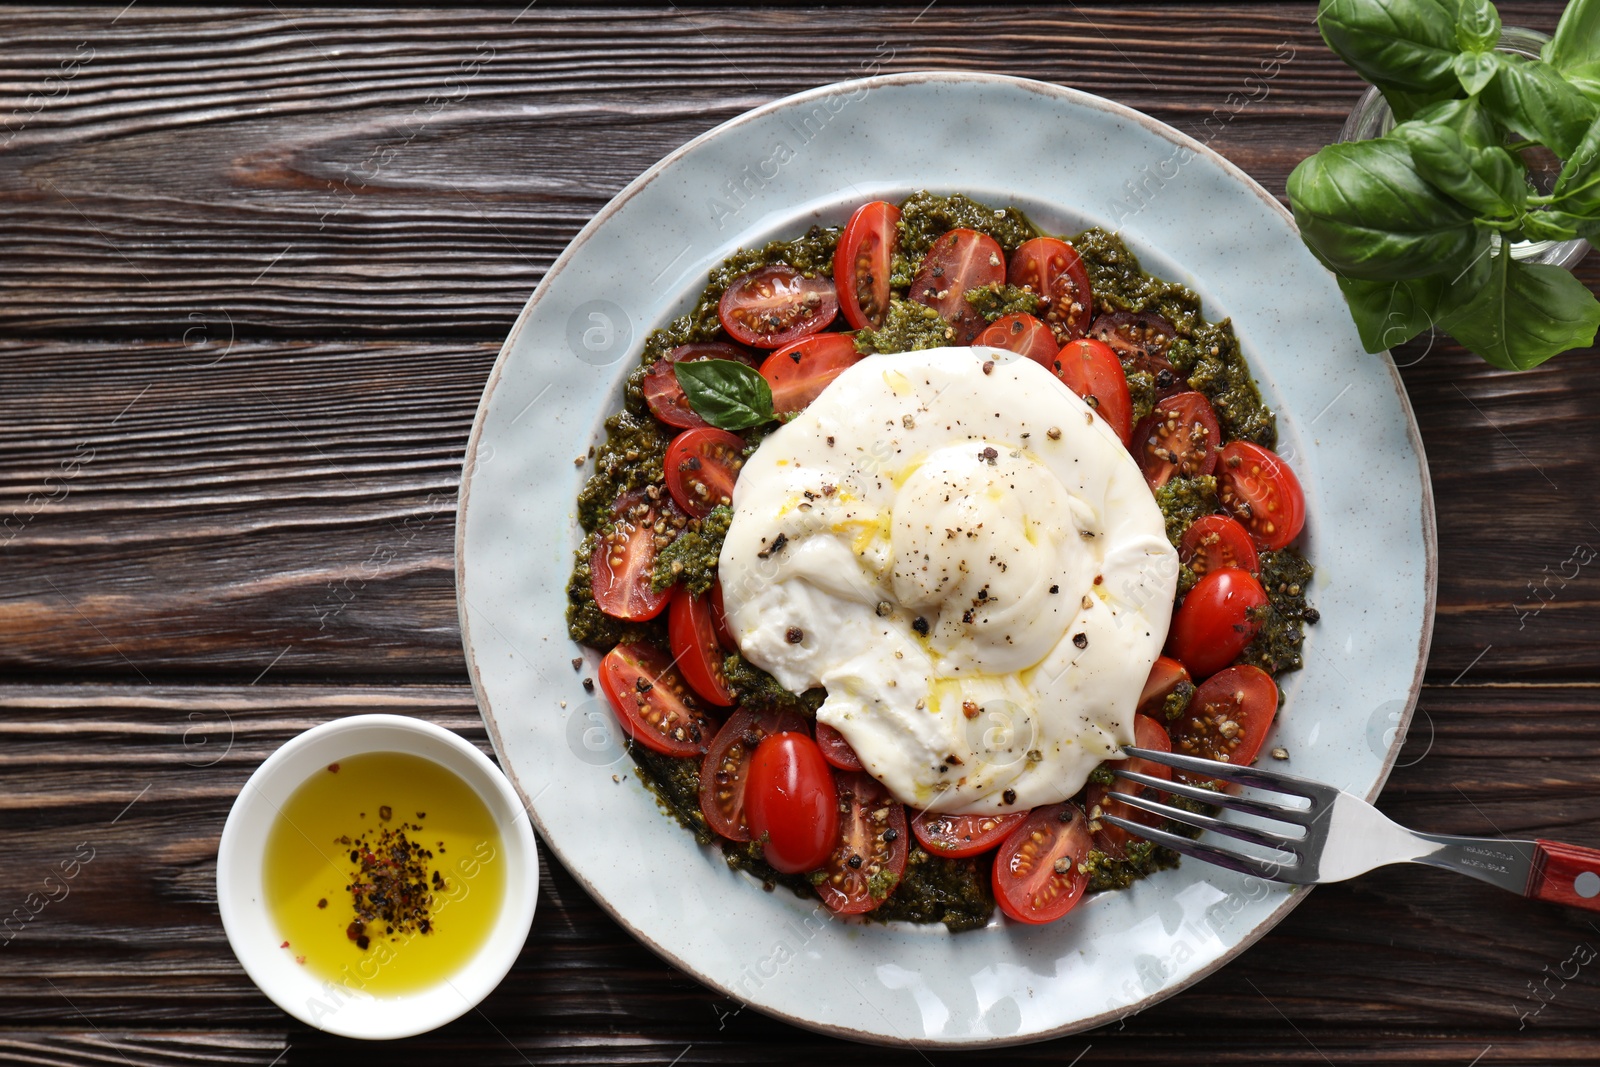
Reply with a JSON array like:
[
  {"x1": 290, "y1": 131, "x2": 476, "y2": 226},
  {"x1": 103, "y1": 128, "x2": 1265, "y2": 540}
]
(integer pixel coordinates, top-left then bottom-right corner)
[{"x1": 4, "y1": 4, "x2": 1600, "y2": 1063}]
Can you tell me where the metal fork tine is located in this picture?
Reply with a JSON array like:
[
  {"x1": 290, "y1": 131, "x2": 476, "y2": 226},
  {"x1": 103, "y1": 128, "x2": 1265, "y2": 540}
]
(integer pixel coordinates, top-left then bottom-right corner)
[
  {"x1": 1101, "y1": 815, "x2": 1302, "y2": 882},
  {"x1": 1113, "y1": 768, "x2": 1313, "y2": 825},
  {"x1": 1123, "y1": 746, "x2": 1335, "y2": 801},
  {"x1": 1105, "y1": 791, "x2": 1303, "y2": 853}
]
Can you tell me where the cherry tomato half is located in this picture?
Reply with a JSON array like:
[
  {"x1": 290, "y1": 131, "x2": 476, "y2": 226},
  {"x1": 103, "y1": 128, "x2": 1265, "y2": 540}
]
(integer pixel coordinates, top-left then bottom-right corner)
[
  {"x1": 1085, "y1": 714, "x2": 1173, "y2": 858},
  {"x1": 718, "y1": 264, "x2": 839, "y2": 349},
  {"x1": 1179, "y1": 514, "x2": 1260, "y2": 579},
  {"x1": 1170, "y1": 664, "x2": 1279, "y2": 786},
  {"x1": 1008, "y1": 237, "x2": 1093, "y2": 343},
  {"x1": 1166, "y1": 566, "x2": 1268, "y2": 679},
  {"x1": 992, "y1": 802, "x2": 1093, "y2": 924},
  {"x1": 1054, "y1": 338, "x2": 1133, "y2": 445},
  {"x1": 698, "y1": 707, "x2": 809, "y2": 842},
  {"x1": 1088, "y1": 310, "x2": 1177, "y2": 363},
  {"x1": 667, "y1": 588, "x2": 734, "y2": 706},
  {"x1": 817, "y1": 772, "x2": 908, "y2": 915},
  {"x1": 977, "y1": 313, "x2": 1059, "y2": 366},
  {"x1": 909, "y1": 228, "x2": 1006, "y2": 344},
  {"x1": 1137, "y1": 655, "x2": 1193, "y2": 719},
  {"x1": 641, "y1": 342, "x2": 755, "y2": 430},
  {"x1": 664, "y1": 427, "x2": 746, "y2": 518},
  {"x1": 760, "y1": 332, "x2": 862, "y2": 415},
  {"x1": 835, "y1": 200, "x2": 901, "y2": 330},
  {"x1": 1130, "y1": 390, "x2": 1222, "y2": 490},
  {"x1": 746, "y1": 732, "x2": 840, "y2": 874},
  {"x1": 589, "y1": 488, "x2": 686, "y2": 621},
  {"x1": 815, "y1": 722, "x2": 864, "y2": 771},
  {"x1": 598, "y1": 642, "x2": 720, "y2": 758},
  {"x1": 709, "y1": 581, "x2": 736, "y2": 651},
  {"x1": 1217, "y1": 441, "x2": 1307, "y2": 550},
  {"x1": 911, "y1": 809, "x2": 1028, "y2": 859}
]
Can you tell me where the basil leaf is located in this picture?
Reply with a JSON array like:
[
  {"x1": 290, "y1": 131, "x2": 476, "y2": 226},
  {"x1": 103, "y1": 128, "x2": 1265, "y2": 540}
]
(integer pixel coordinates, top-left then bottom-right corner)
[
  {"x1": 1550, "y1": 111, "x2": 1600, "y2": 217},
  {"x1": 1287, "y1": 138, "x2": 1484, "y2": 281},
  {"x1": 1435, "y1": 248, "x2": 1600, "y2": 369},
  {"x1": 1481, "y1": 51, "x2": 1598, "y2": 157},
  {"x1": 1519, "y1": 211, "x2": 1580, "y2": 242},
  {"x1": 1336, "y1": 274, "x2": 1446, "y2": 352},
  {"x1": 1455, "y1": 0, "x2": 1501, "y2": 54},
  {"x1": 1393, "y1": 121, "x2": 1526, "y2": 217},
  {"x1": 1317, "y1": 0, "x2": 1463, "y2": 95},
  {"x1": 1544, "y1": 0, "x2": 1600, "y2": 102},
  {"x1": 673, "y1": 358, "x2": 774, "y2": 431},
  {"x1": 1412, "y1": 97, "x2": 1503, "y2": 146},
  {"x1": 1453, "y1": 50, "x2": 1500, "y2": 96}
]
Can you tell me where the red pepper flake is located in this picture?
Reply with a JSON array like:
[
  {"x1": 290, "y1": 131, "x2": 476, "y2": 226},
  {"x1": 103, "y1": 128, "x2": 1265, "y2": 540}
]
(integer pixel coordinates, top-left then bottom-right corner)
[
  {"x1": 327, "y1": 763, "x2": 339, "y2": 773},
  {"x1": 316, "y1": 898, "x2": 327, "y2": 909},
  {"x1": 295, "y1": 955, "x2": 306, "y2": 965},
  {"x1": 280, "y1": 941, "x2": 290, "y2": 949},
  {"x1": 340, "y1": 811, "x2": 443, "y2": 951}
]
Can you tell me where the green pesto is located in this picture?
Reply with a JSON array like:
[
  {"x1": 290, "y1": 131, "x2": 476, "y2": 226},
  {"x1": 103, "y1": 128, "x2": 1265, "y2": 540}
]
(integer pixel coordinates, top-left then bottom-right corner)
[
  {"x1": 1124, "y1": 368, "x2": 1157, "y2": 425},
  {"x1": 721, "y1": 839, "x2": 819, "y2": 898},
  {"x1": 575, "y1": 410, "x2": 673, "y2": 533},
  {"x1": 964, "y1": 283, "x2": 1041, "y2": 324},
  {"x1": 723, "y1": 653, "x2": 824, "y2": 717},
  {"x1": 1084, "y1": 840, "x2": 1180, "y2": 893},
  {"x1": 630, "y1": 746, "x2": 715, "y2": 846},
  {"x1": 1162, "y1": 679, "x2": 1197, "y2": 722},
  {"x1": 1153, "y1": 475, "x2": 1219, "y2": 548},
  {"x1": 1239, "y1": 548, "x2": 1316, "y2": 675},
  {"x1": 1086, "y1": 763, "x2": 1117, "y2": 786},
  {"x1": 854, "y1": 299, "x2": 953, "y2": 354},
  {"x1": 868, "y1": 844, "x2": 995, "y2": 932},
  {"x1": 651, "y1": 506, "x2": 732, "y2": 595},
  {"x1": 895, "y1": 191, "x2": 1041, "y2": 260},
  {"x1": 688, "y1": 226, "x2": 841, "y2": 338}
]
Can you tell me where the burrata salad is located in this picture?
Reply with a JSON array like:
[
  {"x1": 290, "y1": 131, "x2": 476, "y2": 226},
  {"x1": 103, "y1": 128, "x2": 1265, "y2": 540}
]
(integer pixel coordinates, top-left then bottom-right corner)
[{"x1": 568, "y1": 193, "x2": 1315, "y2": 929}]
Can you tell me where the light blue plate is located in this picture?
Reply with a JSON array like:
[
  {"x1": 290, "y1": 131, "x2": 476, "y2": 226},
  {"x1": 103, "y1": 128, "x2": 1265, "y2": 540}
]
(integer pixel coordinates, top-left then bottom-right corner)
[{"x1": 457, "y1": 72, "x2": 1436, "y2": 1047}]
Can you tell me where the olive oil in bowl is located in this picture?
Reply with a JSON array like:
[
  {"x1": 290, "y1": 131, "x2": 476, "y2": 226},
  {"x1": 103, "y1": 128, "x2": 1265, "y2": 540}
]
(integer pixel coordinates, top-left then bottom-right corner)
[{"x1": 263, "y1": 751, "x2": 506, "y2": 996}]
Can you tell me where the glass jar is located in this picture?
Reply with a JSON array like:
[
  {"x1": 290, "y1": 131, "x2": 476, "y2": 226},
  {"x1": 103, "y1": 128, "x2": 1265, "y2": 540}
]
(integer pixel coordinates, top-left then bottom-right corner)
[{"x1": 1338, "y1": 26, "x2": 1589, "y2": 270}]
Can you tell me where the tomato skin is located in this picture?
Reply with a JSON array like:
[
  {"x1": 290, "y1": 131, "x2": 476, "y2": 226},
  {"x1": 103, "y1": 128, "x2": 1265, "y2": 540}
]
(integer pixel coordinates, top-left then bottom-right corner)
[
  {"x1": 760, "y1": 332, "x2": 862, "y2": 415},
  {"x1": 1166, "y1": 567, "x2": 1269, "y2": 679},
  {"x1": 664, "y1": 427, "x2": 746, "y2": 519},
  {"x1": 911, "y1": 810, "x2": 1028, "y2": 859},
  {"x1": 1179, "y1": 514, "x2": 1260, "y2": 579},
  {"x1": 589, "y1": 489, "x2": 686, "y2": 621},
  {"x1": 1089, "y1": 310, "x2": 1177, "y2": 363},
  {"x1": 745, "y1": 732, "x2": 839, "y2": 874},
  {"x1": 718, "y1": 264, "x2": 839, "y2": 349},
  {"x1": 977, "y1": 313, "x2": 1059, "y2": 366},
  {"x1": 1054, "y1": 338, "x2": 1133, "y2": 445},
  {"x1": 709, "y1": 581, "x2": 736, "y2": 651},
  {"x1": 817, "y1": 772, "x2": 908, "y2": 915},
  {"x1": 1217, "y1": 441, "x2": 1307, "y2": 550},
  {"x1": 1170, "y1": 665, "x2": 1279, "y2": 785},
  {"x1": 814, "y1": 722, "x2": 864, "y2": 771},
  {"x1": 667, "y1": 589, "x2": 734, "y2": 706},
  {"x1": 1137, "y1": 655, "x2": 1192, "y2": 719},
  {"x1": 598, "y1": 642, "x2": 720, "y2": 758},
  {"x1": 1130, "y1": 391, "x2": 1222, "y2": 490},
  {"x1": 641, "y1": 343, "x2": 754, "y2": 430},
  {"x1": 835, "y1": 201, "x2": 901, "y2": 330},
  {"x1": 698, "y1": 708, "x2": 808, "y2": 842},
  {"x1": 992, "y1": 802, "x2": 1093, "y2": 924},
  {"x1": 909, "y1": 229, "x2": 1006, "y2": 344},
  {"x1": 1086, "y1": 715, "x2": 1173, "y2": 858},
  {"x1": 1008, "y1": 237, "x2": 1093, "y2": 342}
]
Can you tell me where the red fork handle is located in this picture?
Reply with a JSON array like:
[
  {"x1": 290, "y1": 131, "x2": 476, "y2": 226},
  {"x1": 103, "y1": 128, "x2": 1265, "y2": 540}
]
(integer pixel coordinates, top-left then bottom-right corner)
[{"x1": 1526, "y1": 839, "x2": 1600, "y2": 911}]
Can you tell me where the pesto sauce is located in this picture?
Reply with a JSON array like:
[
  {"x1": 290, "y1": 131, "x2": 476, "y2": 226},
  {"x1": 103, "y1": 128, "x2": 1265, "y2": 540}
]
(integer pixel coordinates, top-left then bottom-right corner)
[
  {"x1": 868, "y1": 844, "x2": 995, "y2": 933},
  {"x1": 1239, "y1": 548, "x2": 1316, "y2": 675},
  {"x1": 688, "y1": 226, "x2": 841, "y2": 338},
  {"x1": 895, "y1": 191, "x2": 1041, "y2": 260},
  {"x1": 630, "y1": 746, "x2": 714, "y2": 846},
  {"x1": 964, "y1": 283, "x2": 1041, "y2": 323},
  {"x1": 1084, "y1": 840, "x2": 1180, "y2": 893},
  {"x1": 1153, "y1": 475, "x2": 1219, "y2": 548},
  {"x1": 723, "y1": 654, "x2": 824, "y2": 718},
  {"x1": 854, "y1": 299, "x2": 953, "y2": 354},
  {"x1": 652, "y1": 506, "x2": 731, "y2": 595}
]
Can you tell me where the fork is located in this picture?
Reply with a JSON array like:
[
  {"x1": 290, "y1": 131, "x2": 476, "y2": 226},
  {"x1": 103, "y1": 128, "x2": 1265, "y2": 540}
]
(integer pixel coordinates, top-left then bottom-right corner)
[{"x1": 1102, "y1": 747, "x2": 1600, "y2": 912}]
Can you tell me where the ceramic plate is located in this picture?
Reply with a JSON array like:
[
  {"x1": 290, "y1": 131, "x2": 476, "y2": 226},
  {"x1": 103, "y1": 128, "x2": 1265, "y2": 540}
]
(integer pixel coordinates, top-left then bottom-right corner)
[{"x1": 456, "y1": 72, "x2": 1436, "y2": 1047}]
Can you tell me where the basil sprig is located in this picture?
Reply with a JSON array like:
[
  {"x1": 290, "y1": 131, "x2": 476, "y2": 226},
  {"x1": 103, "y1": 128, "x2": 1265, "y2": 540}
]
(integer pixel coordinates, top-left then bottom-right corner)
[
  {"x1": 1290, "y1": 0, "x2": 1600, "y2": 369},
  {"x1": 673, "y1": 358, "x2": 775, "y2": 430}
]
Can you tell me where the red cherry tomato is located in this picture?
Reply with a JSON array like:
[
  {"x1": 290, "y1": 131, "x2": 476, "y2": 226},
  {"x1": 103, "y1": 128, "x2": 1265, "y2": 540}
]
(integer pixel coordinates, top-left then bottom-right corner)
[
  {"x1": 1179, "y1": 514, "x2": 1260, "y2": 579},
  {"x1": 1170, "y1": 665, "x2": 1279, "y2": 786},
  {"x1": 835, "y1": 201, "x2": 901, "y2": 330},
  {"x1": 992, "y1": 802, "x2": 1093, "y2": 924},
  {"x1": 911, "y1": 809, "x2": 1028, "y2": 859},
  {"x1": 667, "y1": 588, "x2": 734, "y2": 706},
  {"x1": 1008, "y1": 237, "x2": 1093, "y2": 343},
  {"x1": 745, "y1": 732, "x2": 840, "y2": 874},
  {"x1": 817, "y1": 772, "x2": 908, "y2": 915},
  {"x1": 1054, "y1": 338, "x2": 1134, "y2": 445},
  {"x1": 709, "y1": 581, "x2": 736, "y2": 651},
  {"x1": 1130, "y1": 391, "x2": 1222, "y2": 490},
  {"x1": 699, "y1": 708, "x2": 810, "y2": 842},
  {"x1": 1137, "y1": 655, "x2": 1193, "y2": 719},
  {"x1": 976, "y1": 313, "x2": 1059, "y2": 366},
  {"x1": 664, "y1": 427, "x2": 746, "y2": 518},
  {"x1": 815, "y1": 722, "x2": 864, "y2": 771},
  {"x1": 598, "y1": 642, "x2": 720, "y2": 758},
  {"x1": 1166, "y1": 567, "x2": 1269, "y2": 679},
  {"x1": 1217, "y1": 441, "x2": 1307, "y2": 550},
  {"x1": 760, "y1": 332, "x2": 862, "y2": 415},
  {"x1": 909, "y1": 228, "x2": 1006, "y2": 344},
  {"x1": 641, "y1": 342, "x2": 755, "y2": 430},
  {"x1": 718, "y1": 264, "x2": 839, "y2": 349},
  {"x1": 1088, "y1": 310, "x2": 1177, "y2": 364},
  {"x1": 589, "y1": 488, "x2": 685, "y2": 621},
  {"x1": 1085, "y1": 714, "x2": 1173, "y2": 858}
]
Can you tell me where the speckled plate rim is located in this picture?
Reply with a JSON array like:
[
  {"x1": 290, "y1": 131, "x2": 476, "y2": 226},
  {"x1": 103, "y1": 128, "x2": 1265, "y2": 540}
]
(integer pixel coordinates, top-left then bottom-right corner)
[{"x1": 456, "y1": 71, "x2": 1437, "y2": 1047}]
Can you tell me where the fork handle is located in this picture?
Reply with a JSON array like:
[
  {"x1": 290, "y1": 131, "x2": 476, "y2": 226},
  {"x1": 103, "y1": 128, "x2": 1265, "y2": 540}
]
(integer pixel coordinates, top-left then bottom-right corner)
[{"x1": 1526, "y1": 839, "x2": 1600, "y2": 911}]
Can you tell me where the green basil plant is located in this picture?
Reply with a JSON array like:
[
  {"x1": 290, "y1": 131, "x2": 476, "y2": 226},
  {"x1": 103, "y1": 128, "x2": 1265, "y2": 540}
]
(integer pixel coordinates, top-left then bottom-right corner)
[{"x1": 1289, "y1": 0, "x2": 1600, "y2": 369}]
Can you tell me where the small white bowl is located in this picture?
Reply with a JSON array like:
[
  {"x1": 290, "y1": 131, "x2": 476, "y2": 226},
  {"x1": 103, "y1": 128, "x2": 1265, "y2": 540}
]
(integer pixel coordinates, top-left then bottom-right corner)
[{"x1": 217, "y1": 714, "x2": 538, "y2": 1039}]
